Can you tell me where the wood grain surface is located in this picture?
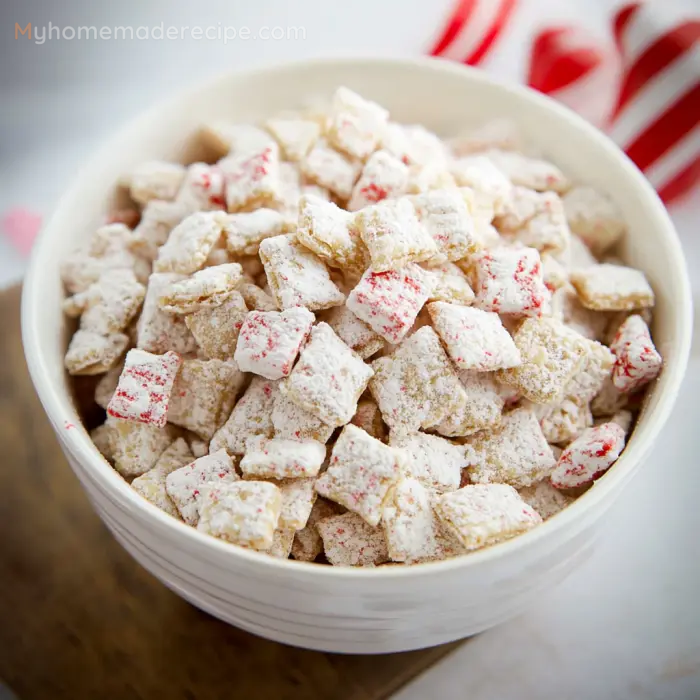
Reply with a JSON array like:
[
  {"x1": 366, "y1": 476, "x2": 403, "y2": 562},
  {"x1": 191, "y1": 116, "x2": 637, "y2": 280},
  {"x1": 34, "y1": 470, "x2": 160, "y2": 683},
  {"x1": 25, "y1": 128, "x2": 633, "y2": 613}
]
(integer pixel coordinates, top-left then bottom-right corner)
[{"x1": 0, "y1": 284, "x2": 461, "y2": 700}]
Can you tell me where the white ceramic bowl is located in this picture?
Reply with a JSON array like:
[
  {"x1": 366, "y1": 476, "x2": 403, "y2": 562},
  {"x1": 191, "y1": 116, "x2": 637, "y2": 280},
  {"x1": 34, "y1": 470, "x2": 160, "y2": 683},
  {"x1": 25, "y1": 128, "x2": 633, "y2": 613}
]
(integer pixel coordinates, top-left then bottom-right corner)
[{"x1": 22, "y1": 57, "x2": 692, "y2": 654}]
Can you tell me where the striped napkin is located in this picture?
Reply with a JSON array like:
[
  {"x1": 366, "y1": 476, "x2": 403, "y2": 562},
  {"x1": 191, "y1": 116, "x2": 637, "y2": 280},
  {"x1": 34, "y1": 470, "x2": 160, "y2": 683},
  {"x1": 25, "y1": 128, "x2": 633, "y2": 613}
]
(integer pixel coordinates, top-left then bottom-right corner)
[{"x1": 430, "y1": 0, "x2": 699, "y2": 205}]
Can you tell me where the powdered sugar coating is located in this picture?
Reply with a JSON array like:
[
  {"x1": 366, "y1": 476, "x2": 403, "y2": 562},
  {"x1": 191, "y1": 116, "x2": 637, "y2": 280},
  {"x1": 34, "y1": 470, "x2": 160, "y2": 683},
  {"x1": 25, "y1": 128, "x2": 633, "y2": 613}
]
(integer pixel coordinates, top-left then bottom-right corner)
[
  {"x1": 326, "y1": 87, "x2": 389, "y2": 160},
  {"x1": 323, "y1": 304, "x2": 385, "y2": 359},
  {"x1": 450, "y1": 155, "x2": 513, "y2": 214},
  {"x1": 540, "y1": 253, "x2": 569, "y2": 293},
  {"x1": 185, "y1": 290, "x2": 248, "y2": 360},
  {"x1": 390, "y1": 432, "x2": 466, "y2": 493},
  {"x1": 210, "y1": 377, "x2": 278, "y2": 455},
  {"x1": 265, "y1": 117, "x2": 320, "y2": 161},
  {"x1": 234, "y1": 307, "x2": 314, "y2": 380},
  {"x1": 259, "y1": 234, "x2": 345, "y2": 311},
  {"x1": 381, "y1": 122, "x2": 447, "y2": 168},
  {"x1": 570, "y1": 264, "x2": 655, "y2": 311},
  {"x1": 275, "y1": 478, "x2": 317, "y2": 530},
  {"x1": 382, "y1": 477, "x2": 442, "y2": 563},
  {"x1": 551, "y1": 422, "x2": 626, "y2": 489},
  {"x1": 485, "y1": 149, "x2": 571, "y2": 194},
  {"x1": 61, "y1": 223, "x2": 147, "y2": 295},
  {"x1": 518, "y1": 479, "x2": 573, "y2": 520},
  {"x1": 527, "y1": 396, "x2": 593, "y2": 445},
  {"x1": 280, "y1": 322, "x2": 373, "y2": 427},
  {"x1": 348, "y1": 150, "x2": 409, "y2": 211},
  {"x1": 497, "y1": 317, "x2": 589, "y2": 404},
  {"x1": 465, "y1": 408, "x2": 556, "y2": 488},
  {"x1": 129, "y1": 200, "x2": 190, "y2": 262},
  {"x1": 271, "y1": 393, "x2": 335, "y2": 443},
  {"x1": 369, "y1": 326, "x2": 467, "y2": 434},
  {"x1": 472, "y1": 246, "x2": 548, "y2": 317},
  {"x1": 175, "y1": 162, "x2": 226, "y2": 211},
  {"x1": 240, "y1": 437, "x2": 326, "y2": 479},
  {"x1": 566, "y1": 234, "x2": 600, "y2": 271},
  {"x1": 610, "y1": 314, "x2": 662, "y2": 393},
  {"x1": 223, "y1": 209, "x2": 290, "y2": 256},
  {"x1": 356, "y1": 198, "x2": 437, "y2": 272},
  {"x1": 346, "y1": 264, "x2": 432, "y2": 344},
  {"x1": 201, "y1": 122, "x2": 275, "y2": 157},
  {"x1": 428, "y1": 302, "x2": 521, "y2": 371},
  {"x1": 108, "y1": 416, "x2": 175, "y2": 478},
  {"x1": 433, "y1": 370, "x2": 505, "y2": 437},
  {"x1": 167, "y1": 359, "x2": 246, "y2": 440},
  {"x1": 296, "y1": 195, "x2": 366, "y2": 272},
  {"x1": 158, "y1": 263, "x2": 242, "y2": 314},
  {"x1": 154, "y1": 211, "x2": 226, "y2": 275},
  {"x1": 131, "y1": 438, "x2": 194, "y2": 518},
  {"x1": 550, "y1": 285, "x2": 607, "y2": 341},
  {"x1": 267, "y1": 527, "x2": 296, "y2": 559},
  {"x1": 64, "y1": 330, "x2": 129, "y2": 376},
  {"x1": 410, "y1": 189, "x2": 479, "y2": 262},
  {"x1": 435, "y1": 483, "x2": 542, "y2": 551},
  {"x1": 422, "y1": 261, "x2": 475, "y2": 306},
  {"x1": 563, "y1": 186, "x2": 626, "y2": 254},
  {"x1": 495, "y1": 188, "x2": 570, "y2": 256},
  {"x1": 405, "y1": 161, "x2": 456, "y2": 195},
  {"x1": 301, "y1": 139, "x2": 361, "y2": 200},
  {"x1": 197, "y1": 480, "x2": 282, "y2": 550},
  {"x1": 565, "y1": 339, "x2": 615, "y2": 403},
  {"x1": 317, "y1": 512, "x2": 389, "y2": 567},
  {"x1": 165, "y1": 449, "x2": 239, "y2": 525},
  {"x1": 591, "y1": 376, "x2": 631, "y2": 417},
  {"x1": 127, "y1": 160, "x2": 186, "y2": 205},
  {"x1": 107, "y1": 349, "x2": 181, "y2": 427},
  {"x1": 219, "y1": 142, "x2": 281, "y2": 212},
  {"x1": 315, "y1": 424, "x2": 400, "y2": 526},
  {"x1": 137, "y1": 273, "x2": 196, "y2": 355},
  {"x1": 63, "y1": 269, "x2": 145, "y2": 336}
]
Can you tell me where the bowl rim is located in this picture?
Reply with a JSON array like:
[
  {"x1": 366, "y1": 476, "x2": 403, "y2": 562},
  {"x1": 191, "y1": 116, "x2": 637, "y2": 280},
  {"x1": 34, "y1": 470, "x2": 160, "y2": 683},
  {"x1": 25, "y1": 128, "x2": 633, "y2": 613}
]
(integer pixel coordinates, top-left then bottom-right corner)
[{"x1": 21, "y1": 55, "x2": 693, "y2": 580}]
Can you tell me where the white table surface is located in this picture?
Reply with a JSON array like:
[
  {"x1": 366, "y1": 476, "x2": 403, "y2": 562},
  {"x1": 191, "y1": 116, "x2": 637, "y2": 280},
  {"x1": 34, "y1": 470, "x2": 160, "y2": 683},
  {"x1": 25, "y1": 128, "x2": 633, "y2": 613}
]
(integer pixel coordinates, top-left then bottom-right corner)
[{"x1": 2, "y1": 2, "x2": 698, "y2": 697}]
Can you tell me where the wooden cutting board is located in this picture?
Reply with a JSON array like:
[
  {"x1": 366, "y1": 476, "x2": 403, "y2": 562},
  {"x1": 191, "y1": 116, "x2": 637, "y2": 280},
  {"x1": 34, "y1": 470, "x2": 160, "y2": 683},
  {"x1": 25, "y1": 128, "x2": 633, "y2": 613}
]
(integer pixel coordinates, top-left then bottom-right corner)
[{"x1": 0, "y1": 284, "x2": 462, "y2": 700}]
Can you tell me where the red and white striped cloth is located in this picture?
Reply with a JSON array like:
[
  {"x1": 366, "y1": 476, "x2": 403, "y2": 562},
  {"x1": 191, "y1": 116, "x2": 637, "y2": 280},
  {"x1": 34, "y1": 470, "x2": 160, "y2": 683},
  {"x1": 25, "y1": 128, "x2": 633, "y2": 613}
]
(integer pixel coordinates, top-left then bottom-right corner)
[{"x1": 429, "y1": 0, "x2": 700, "y2": 205}]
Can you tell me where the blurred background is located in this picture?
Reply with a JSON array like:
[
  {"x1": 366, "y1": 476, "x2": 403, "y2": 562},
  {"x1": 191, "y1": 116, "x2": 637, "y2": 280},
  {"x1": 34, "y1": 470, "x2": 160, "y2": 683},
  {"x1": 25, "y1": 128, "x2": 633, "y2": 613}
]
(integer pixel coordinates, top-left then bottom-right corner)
[
  {"x1": 1, "y1": 0, "x2": 697, "y2": 288},
  {"x1": 1, "y1": 1, "x2": 698, "y2": 698}
]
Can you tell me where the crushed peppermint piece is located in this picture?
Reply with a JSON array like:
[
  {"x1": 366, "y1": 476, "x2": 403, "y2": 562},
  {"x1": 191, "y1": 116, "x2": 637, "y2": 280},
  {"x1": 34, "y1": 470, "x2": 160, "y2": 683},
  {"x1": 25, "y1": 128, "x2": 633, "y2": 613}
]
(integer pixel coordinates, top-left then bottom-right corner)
[
  {"x1": 610, "y1": 314, "x2": 662, "y2": 393},
  {"x1": 551, "y1": 423, "x2": 626, "y2": 489}
]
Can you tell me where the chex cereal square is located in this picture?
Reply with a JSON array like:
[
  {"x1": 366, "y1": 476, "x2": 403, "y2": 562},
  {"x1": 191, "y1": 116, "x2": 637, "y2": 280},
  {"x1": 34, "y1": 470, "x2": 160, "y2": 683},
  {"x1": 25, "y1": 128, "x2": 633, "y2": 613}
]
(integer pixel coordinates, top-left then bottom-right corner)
[
  {"x1": 107, "y1": 349, "x2": 181, "y2": 427},
  {"x1": 315, "y1": 424, "x2": 401, "y2": 526},
  {"x1": 197, "y1": 480, "x2": 282, "y2": 550},
  {"x1": 240, "y1": 437, "x2": 327, "y2": 479},
  {"x1": 234, "y1": 307, "x2": 314, "y2": 380},
  {"x1": 165, "y1": 449, "x2": 240, "y2": 526},
  {"x1": 259, "y1": 234, "x2": 345, "y2": 311},
  {"x1": 464, "y1": 408, "x2": 556, "y2": 488},
  {"x1": 280, "y1": 322, "x2": 373, "y2": 427},
  {"x1": 428, "y1": 302, "x2": 521, "y2": 371},
  {"x1": 435, "y1": 484, "x2": 542, "y2": 550},
  {"x1": 355, "y1": 198, "x2": 437, "y2": 272},
  {"x1": 346, "y1": 264, "x2": 433, "y2": 344}
]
